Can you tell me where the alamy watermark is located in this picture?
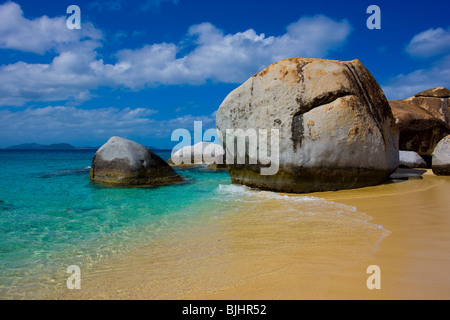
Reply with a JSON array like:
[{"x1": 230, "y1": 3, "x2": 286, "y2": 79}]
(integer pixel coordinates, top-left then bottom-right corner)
[
  {"x1": 366, "y1": 5, "x2": 381, "y2": 30},
  {"x1": 65, "y1": 5, "x2": 381, "y2": 31},
  {"x1": 171, "y1": 121, "x2": 280, "y2": 176},
  {"x1": 66, "y1": 5, "x2": 81, "y2": 30},
  {"x1": 66, "y1": 265, "x2": 81, "y2": 290},
  {"x1": 366, "y1": 265, "x2": 381, "y2": 290}
]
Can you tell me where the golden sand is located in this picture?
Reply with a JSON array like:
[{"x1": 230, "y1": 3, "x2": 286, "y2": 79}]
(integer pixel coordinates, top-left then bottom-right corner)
[{"x1": 53, "y1": 170, "x2": 450, "y2": 300}]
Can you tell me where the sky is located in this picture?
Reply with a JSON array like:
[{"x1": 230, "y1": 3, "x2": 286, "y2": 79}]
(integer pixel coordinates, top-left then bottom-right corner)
[{"x1": 0, "y1": 0, "x2": 449, "y2": 148}]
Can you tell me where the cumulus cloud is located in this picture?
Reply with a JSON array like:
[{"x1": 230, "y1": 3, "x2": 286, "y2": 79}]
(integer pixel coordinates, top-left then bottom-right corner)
[
  {"x1": 382, "y1": 55, "x2": 450, "y2": 100},
  {"x1": 382, "y1": 26, "x2": 450, "y2": 100},
  {"x1": 0, "y1": 1, "x2": 102, "y2": 54},
  {"x1": 406, "y1": 27, "x2": 450, "y2": 58},
  {"x1": 0, "y1": 2, "x2": 352, "y2": 107},
  {"x1": 0, "y1": 47, "x2": 104, "y2": 106},
  {"x1": 184, "y1": 16, "x2": 351, "y2": 83},
  {"x1": 0, "y1": 105, "x2": 218, "y2": 146},
  {"x1": 0, "y1": 106, "x2": 158, "y2": 146},
  {"x1": 93, "y1": 15, "x2": 352, "y2": 87},
  {"x1": 0, "y1": 1, "x2": 104, "y2": 106}
]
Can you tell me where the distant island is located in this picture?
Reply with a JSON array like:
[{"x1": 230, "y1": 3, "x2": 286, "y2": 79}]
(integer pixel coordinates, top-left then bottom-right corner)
[
  {"x1": 5, "y1": 142, "x2": 169, "y2": 152},
  {"x1": 6, "y1": 143, "x2": 97, "y2": 150}
]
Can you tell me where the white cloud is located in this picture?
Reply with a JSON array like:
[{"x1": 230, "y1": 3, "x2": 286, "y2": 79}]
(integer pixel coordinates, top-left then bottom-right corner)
[
  {"x1": 382, "y1": 26, "x2": 450, "y2": 100},
  {"x1": 406, "y1": 27, "x2": 450, "y2": 58},
  {"x1": 183, "y1": 16, "x2": 351, "y2": 84},
  {"x1": 0, "y1": 2, "x2": 352, "y2": 107},
  {"x1": 104, "y1": 15, "x2": 352, "y2": 87},
  {"x1": 0, "y1": 1, "x2": 102, "y2": 54},
  {"x1": 0, "y1": 48, "x2": 104, "y2": 106},
  {"x1": 382, "y1": 55, "x2": 450, "y2": 100},
  {"x1": 0, "y1": 106, "x2": 158, "y2": 146},
  {"x1": 0, "y1": 105, "x2": 219, "y2": 146}
]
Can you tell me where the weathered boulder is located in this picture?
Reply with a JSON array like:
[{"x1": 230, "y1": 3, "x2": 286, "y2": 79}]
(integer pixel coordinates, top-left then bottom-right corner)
[
  {"x1": 216, "y1": 57, "x2": 399, "y2": 193},
  {"x1": 432, "y1": 135, "x2": 450, "y2": 176},
  {"x1": 403, "y1": 87, "x2": 450, "y2": 126},
  {"x1": 90, "y1": 136, "x2": 182, "y2": 186},
  {"x1": 389, "y1": 100, "x2": 449, "y2": 157},
  {"x1": 168, "y1": 142, "x2": 226, "y2": 170},
  {"x1": 389, "y1": 87, "x2": 450, "y2": 157},
  {"x1": 399, "y1": 151, "x2": 427, "y2": 168}
]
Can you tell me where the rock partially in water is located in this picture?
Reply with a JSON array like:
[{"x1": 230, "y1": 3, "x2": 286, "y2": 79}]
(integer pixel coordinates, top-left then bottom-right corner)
[
  {"x1": 216, "y1": 57, "x2": 399, "y2": 193},
  {"x1": 432, "y1": 135, "x2": 450, "y2": 176},
  {"x1": 90, "y1": 136, "x2": 182, "y2": 186}
]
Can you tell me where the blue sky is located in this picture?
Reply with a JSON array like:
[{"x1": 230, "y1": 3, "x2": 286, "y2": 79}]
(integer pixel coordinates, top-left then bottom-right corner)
[{"x1": 0, "y1": 0, "x2": 449, "y2": 148}]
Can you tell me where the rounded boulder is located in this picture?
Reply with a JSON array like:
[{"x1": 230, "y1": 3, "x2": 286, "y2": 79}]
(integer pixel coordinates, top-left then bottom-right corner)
[{"x1": 90, "y1": 136, "x2": 182, "y2": 186}]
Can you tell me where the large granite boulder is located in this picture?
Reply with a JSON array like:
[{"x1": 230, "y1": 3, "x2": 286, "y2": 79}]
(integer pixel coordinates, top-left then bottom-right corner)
[
  {"x1": 216, "y1": 57, "x2": 399, "y2": 193},
  {"x1": 90, "y1": 136, "x2": 182, "y2": 186},
  {"x1": 389, "y1": 87, "x2": 450, "y2": 158},
  {"x1": 403, "y1": 87, "x2": 450, "y2": 126},
  {"x1": 399, "y1": 150, "x2": 427, "y2": 168},
  {"x1": 389, "y1": 99, "x2": 449, "y2": 157},
  {"x1": 432, "y1": 135, "x2": 450, "y2": 176}
]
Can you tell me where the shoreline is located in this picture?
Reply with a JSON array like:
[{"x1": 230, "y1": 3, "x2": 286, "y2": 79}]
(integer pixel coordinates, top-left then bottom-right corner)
[
  {"x1": 314, "y1": 170, "x2": 450, "y2": 299},
  {"x1": 51, "y1": 170, "x2": 450, "y2": 300}
]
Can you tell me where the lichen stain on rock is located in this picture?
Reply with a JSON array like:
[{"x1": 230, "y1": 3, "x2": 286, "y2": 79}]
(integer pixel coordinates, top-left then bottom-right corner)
[
  {"x1": 216, "y1": 57, "x2": 399, "y2": 193},
  {"x1": 348, "y1": 126, "x2": 360, "y2": 139}
]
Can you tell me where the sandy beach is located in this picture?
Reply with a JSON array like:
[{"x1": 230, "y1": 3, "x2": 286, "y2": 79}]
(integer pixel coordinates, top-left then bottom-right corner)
[
  {"x1": 2, "y1": 0, "x2": 450, "y2": 304},
  {"x1": 49, "y1": 169, "x2": 450, "y2": 300},
  {"x1": 317, "y1": 170, "x2": 450, "y2": 300}
]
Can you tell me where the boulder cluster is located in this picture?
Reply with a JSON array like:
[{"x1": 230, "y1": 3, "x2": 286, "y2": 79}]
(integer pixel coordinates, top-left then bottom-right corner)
[
  {"x1": 389, "y1": 87, "x2": 450, "y2": 159},
  {"x1": 90, "y1": 59, "x2": 450, "y2": 191}
]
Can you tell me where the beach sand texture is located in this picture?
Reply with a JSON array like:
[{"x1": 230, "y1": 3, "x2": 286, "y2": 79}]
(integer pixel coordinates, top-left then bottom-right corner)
[{"x1": 53, "y1": 170, "x2": 450, "y2": 300}]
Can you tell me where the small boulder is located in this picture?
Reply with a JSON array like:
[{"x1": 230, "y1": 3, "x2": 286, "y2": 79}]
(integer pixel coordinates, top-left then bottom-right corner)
[
  {"x1": 399, "y1": 151, "x2": 427, "y2": 168},
  {"x1": 168, "y1": 142, "x2": 226, "y2": 169},
  {"x1": 90, "y1": 136, "x2": 182, "y2": 186},
  {"x1": 432, "y1": 135, "x2": 450, "y2": 176}
]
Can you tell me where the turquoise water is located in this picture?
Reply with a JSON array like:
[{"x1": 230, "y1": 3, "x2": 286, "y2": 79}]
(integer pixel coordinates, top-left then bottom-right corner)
[
  {"x1": 0, "y1": 150, "x2": 232, "y2": 299},
  {"x1": 0, "y1": 150, "x2": 390, "y2": 299}
]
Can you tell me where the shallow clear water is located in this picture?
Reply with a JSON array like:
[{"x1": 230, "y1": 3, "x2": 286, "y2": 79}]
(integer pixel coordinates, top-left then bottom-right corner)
[
  {"x1": 0, "y1": 150, "x2": 232, "y2": 299},
  {"x1": 0, "y1": 150, "x2": 389, "y2": 299}
]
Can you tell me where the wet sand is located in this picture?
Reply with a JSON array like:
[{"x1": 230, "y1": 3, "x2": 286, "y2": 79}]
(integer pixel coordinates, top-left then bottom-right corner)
[
  {"x1": 53, "y1": 170, "x2": 450, "y2": 300},
  {"x1": 316, "y1": 170, "x2": 450, "y2": 299}
]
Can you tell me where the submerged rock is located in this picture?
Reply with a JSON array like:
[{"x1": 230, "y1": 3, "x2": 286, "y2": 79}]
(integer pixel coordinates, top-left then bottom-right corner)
[
  {"x1": 216, "y1": 57, "x2": 399, "y2": 193},
  {"x1": 432, "y1": 135, "x2": 450, "y2": 176},
  {"x1": 90, "y1": 136, "x2": 182, "y2": 186},
  {"x1": 389, "y1": 87, "x2": 450, "y2": 157},
  {"x1": 399, "y1": 151, "x2": 427, "y2": 168}
]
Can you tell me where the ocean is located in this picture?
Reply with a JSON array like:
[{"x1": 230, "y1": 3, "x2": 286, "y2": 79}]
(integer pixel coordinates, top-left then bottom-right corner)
[{"x1": 0, "y1": 150, "x2": 389, "y2": 299}]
